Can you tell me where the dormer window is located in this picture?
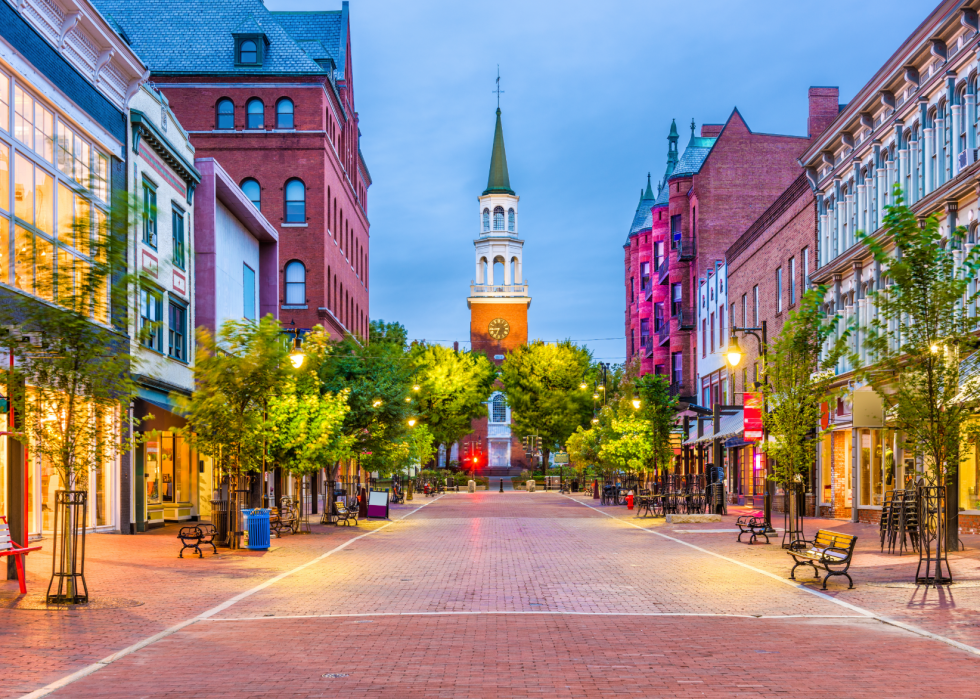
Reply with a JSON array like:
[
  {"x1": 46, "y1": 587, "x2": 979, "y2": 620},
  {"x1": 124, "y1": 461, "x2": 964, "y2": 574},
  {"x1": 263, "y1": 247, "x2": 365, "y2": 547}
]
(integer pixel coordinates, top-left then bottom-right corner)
[
  {"x1": 240, "y1": 40, "x2": 257, "y2": 64},
  {"x1": 234, "y1": 34, "x2": 267, "y2": 67}
]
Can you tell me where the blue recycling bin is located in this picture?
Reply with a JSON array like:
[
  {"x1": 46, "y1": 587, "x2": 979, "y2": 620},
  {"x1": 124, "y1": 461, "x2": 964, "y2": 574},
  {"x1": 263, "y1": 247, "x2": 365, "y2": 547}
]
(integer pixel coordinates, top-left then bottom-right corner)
[{"x1": 242, "y1": 508, "x2": 271, "y2": 550}]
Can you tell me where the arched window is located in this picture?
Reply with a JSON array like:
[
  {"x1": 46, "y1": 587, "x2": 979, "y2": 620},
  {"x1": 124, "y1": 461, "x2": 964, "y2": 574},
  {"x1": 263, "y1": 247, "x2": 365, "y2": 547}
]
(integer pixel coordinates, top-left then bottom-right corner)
[
  {"x1": 482, "y1": 208, "x2": 490, "y2": 232},
  {"x1": 493, "y1": 206, "x2": 504, "y2": 230},
  {"x1": 493, "y1": 256, "x2": 505, "y2": 285},
  {"x1": 507, "y1": 208, "x2": 515, "y2": 231},
  {"x1": 240, "y1": 40, "x2": 257, "y2": 64},
  {"x1": 284, "y1": 260, "x2": 305, "y2": 305},
  {"x1": 247, "y1": 99, "x2": 264, "y2": 129},
  {"x1": 216, "y1": 98, "x2": 234, "y2": 129},
  {"x1": 284, "y1": 179, "x2": 306, "y2": 222},
  {"x1": 276, "y1": 98, "x2": 294, "y2": 129},
  {"x1": 241, "y1": 179, "x2": 261, "y2": 210},
  {"x1": 490, "y1": 393, "x2": 507, "y2": 423}
]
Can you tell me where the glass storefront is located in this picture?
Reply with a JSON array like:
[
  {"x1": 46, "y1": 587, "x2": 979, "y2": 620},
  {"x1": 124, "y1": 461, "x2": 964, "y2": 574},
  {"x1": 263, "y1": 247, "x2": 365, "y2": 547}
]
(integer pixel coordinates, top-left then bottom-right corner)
[
  {"x1": 962, "y1": 438, "x2": 980, "y2": 513},
  {"x1": 858, "y1": 429, "x2": 896, "y2": 507},
  {"x1": 142, "y1": 429, "x2": 197, "y2": 524}
]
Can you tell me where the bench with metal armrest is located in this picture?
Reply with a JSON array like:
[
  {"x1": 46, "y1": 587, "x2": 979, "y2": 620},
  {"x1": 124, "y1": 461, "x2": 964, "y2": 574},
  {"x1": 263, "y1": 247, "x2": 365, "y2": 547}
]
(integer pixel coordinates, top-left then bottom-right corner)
[
  {"x1": 0, "y1": 516, "x2": 41, "y2": 592},
  {"x1": 334, "y1": 501, "x2": 358, "y2": 526},
  {"x1": 788, "y1": 529, "x2": 858, "y2": 589},
  {"x1": 736, "y1": 513, "x2": 770, "y2": 545}
]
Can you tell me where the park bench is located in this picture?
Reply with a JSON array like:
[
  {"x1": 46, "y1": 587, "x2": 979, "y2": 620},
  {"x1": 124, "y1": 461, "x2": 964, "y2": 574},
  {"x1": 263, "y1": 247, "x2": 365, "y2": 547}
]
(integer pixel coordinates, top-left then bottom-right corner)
[
  {"x1": 271, "y1": 498, "x2": 299, "y2": 536},
  {"x1": 736, "y1": 513, "x2": 770, "y2": 545},
  {"x1": 335, "y1": 501, "x2": 358, "y2": 526},
  {"x1": 0, "y1": 515, "x2": 41, "y2": 593},
  {"x1": 178, "y1": 524, "x2": 217, "y2": 558},
  {"x1": 788, "y1": 529, "x2": 858, "y2": 589}
]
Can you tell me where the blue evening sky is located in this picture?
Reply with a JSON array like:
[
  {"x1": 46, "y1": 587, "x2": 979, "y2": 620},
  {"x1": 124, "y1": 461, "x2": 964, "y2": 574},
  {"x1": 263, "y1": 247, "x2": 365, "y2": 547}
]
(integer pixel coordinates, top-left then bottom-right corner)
[{"x1": 266, "y1": 0, "x2": 928, "y2": 363}]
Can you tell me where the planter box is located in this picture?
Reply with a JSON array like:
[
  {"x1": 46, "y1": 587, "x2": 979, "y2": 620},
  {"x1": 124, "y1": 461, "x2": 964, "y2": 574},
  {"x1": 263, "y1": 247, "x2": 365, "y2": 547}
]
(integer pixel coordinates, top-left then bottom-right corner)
[{"x1": 665, "y1": 514, "x2": 722, "y2": 524}]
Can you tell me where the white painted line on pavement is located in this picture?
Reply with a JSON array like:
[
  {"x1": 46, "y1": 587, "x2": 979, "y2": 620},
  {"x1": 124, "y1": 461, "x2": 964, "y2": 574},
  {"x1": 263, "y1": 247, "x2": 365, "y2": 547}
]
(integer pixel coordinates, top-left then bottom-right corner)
[
  {"x1": 204, "y1": 611, "x2": 861, "y2": 622},
  {"x1": 564, "y1": 495, "x2": 980, "y2": 659},
  {"x1": 19, "y1": 495, "x2": 445, "y2": 699}
]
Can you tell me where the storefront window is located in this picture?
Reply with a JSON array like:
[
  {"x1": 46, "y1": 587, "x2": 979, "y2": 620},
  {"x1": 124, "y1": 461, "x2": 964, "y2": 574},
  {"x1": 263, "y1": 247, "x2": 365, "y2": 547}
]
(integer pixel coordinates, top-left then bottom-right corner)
[
  {"x1": 963, "y1": 441, "x2": 980, "y2": 512},
  {"x1": 40, "y1": 454, "x2": 60, "y2": 532},
  {"x1": 146, "y1": 437, "x2": 161, "y2": 505},
  {"x1": 160, "y1": 432, "x2": 192, "y2": 503},
  {"x1": 820, "y1": 434, "x2": 832, "y2": 503},
  {"x1": 0, "y1": 438, "x2": 7, "y2": 518}
]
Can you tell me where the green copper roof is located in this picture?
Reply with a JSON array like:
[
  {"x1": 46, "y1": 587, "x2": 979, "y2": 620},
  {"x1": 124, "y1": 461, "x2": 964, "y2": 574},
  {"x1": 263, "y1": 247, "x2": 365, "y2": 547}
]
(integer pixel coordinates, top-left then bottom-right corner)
[{"x1": 483, "y1": 108, "x2": 514, "y2": 195}]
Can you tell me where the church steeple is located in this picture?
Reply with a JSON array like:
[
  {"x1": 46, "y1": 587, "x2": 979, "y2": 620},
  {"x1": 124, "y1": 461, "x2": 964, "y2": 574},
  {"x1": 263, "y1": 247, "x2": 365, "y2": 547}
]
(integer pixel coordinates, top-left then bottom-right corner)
[
  {"x1": 483, "y1": 108, "x2": 515, "y2": 196},
  {"x1": 665, "y1": 118, "x2": 679, "y2": 179}
]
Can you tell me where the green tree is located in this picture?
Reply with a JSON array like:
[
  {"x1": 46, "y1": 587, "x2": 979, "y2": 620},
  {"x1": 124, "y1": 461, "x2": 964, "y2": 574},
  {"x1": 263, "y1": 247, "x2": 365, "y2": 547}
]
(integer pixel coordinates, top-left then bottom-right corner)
[
  {"x1": 176, "y1": 316, "x2": 289, "y2": 548},
  {"x1": 0, "y1": 190, "x2": 135, "y2": 602},
  {"x1": 267, "y1": 328, "x2": 353, "y2": 481},
  {"x1": 411, "y1": 343, "x2": 497, "y2": 462},
  {"x1": 499, "y1": 340, "x2": 594, "y2": 469},
  {"x1": 599, "y1": 410, "x2": 653, "y2": 473},
  {"x1": 319, "y1": 320, "x2": 414, "y2": 499},
  {"x1": 761, "y1": 289, "x2": 841, "y2": 489},
  {"x1": 635, "y1": 373, "x2": 679, "y2": 478},
  {"x1": 858, "y1": 187, "x2": 980, "y2": 548}
]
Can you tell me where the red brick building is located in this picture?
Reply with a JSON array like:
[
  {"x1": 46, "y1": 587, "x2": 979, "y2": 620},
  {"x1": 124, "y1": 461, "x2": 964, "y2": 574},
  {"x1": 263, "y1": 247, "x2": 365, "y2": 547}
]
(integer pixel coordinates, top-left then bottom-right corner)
[
  {"x1": 625, "y1": 89, "x2": 839, "y2": 405},
  {"x1": 95, "y1": 0, "x2": 370, "y2": 341}
]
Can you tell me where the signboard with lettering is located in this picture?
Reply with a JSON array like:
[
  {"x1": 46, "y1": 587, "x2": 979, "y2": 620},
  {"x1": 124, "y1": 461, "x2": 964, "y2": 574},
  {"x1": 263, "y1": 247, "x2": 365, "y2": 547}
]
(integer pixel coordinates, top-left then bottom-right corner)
[{"x1": 743, "y1": 392, "x2": 763, "y2": 441}]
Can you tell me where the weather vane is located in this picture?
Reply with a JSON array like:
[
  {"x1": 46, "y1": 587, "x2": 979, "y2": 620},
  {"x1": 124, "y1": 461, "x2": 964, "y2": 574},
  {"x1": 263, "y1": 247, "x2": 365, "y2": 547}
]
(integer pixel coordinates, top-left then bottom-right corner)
[{"x1": 493, "y1": 65, "x2": 504, "y2": 109}]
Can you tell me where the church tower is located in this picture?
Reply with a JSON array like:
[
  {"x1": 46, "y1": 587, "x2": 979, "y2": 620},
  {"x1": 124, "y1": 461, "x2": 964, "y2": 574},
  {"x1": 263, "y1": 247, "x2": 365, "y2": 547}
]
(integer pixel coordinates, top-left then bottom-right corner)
[
  {"x1": 468, "y1": 107, "x2": 531, "y2": 362},
  {"x1": 467, "y1": 106, "x2": 530, "y2": 475}
]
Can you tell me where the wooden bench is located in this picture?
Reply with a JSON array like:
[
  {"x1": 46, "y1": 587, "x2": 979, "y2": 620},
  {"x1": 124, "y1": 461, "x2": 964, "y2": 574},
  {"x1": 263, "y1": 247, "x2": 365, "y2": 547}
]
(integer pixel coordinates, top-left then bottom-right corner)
[
  {"x1": 178, "y1": 525, "x2": 214, "y2": 558},
  {"x1": 788, "y1": 529, "x2": 858, "y2": 589},
  {"x1": 271, "y1": 499, "x2": 299, "y2": 536},
  {"x1": 335, "y1": 501, "x2": 358, "y2": 526},
  {"x1": 736, "y1": 513, "x2": 770, "y2": 544},
  {"x1": 0, "y1": 516, "x2": 41, "y2": 593}
]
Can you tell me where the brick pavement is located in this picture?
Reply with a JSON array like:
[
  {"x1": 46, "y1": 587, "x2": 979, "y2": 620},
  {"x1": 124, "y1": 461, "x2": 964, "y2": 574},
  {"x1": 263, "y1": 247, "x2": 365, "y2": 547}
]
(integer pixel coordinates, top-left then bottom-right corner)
[{"x1": 3, "y1": 492, "x2": 979, "y2": 698}]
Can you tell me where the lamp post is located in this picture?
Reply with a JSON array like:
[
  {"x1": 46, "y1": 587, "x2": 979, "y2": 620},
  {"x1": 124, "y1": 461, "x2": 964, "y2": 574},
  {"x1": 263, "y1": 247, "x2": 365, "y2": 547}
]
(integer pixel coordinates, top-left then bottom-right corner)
[{"x1": 727, "y1": 321, "x2": 771, "y2": 530}]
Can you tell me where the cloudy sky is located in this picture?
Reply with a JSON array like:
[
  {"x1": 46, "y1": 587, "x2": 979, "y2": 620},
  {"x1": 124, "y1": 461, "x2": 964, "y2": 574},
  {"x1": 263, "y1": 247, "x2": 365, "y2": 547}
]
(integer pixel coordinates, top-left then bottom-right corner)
[{"x1": 267, "y1": 0, "x2": 927, "y2": 363}]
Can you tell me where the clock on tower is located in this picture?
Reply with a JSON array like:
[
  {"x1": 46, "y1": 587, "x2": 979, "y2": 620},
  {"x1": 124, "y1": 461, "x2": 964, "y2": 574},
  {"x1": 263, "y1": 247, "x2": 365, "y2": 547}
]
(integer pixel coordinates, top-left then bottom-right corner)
[{"x1": 468, "y1": 106, "x2": 530, "y2": 364}]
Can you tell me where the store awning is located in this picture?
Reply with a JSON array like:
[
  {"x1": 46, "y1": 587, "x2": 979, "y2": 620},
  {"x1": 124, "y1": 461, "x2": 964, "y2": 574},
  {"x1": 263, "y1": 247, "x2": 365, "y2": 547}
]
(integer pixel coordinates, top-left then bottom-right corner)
[{"x1": 682, "y1": 409, "x2": 744, "y2": 446}]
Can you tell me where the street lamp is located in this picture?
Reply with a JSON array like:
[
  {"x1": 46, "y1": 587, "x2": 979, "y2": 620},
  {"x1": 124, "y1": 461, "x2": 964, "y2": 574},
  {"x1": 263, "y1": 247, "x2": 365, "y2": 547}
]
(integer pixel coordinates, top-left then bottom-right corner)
[
  {"x1": 725, "y1": 334, "x2": 744, "y2": 369},
  {"x1": 372, "y1": 399, "x2": 383, "y2": 408},
  {"x1": 407, "y1": 417, "x2": 417, "y2": 428},
  {"x1": 729, "y1": 322, "x2": 772, "y2": 531},
  {"x1": 631, "y1": 392, "x2": 641, "y2": 410},
  {"x1": 579, "y1": 381, "x2": 588, "y2": 390}
]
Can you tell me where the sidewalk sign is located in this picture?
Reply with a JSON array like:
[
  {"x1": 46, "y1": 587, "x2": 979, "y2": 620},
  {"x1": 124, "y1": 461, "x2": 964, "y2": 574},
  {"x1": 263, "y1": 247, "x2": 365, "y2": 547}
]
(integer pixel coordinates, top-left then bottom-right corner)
[{"x1": 367, "y1": 490, "x2": 390, "y2": 519}]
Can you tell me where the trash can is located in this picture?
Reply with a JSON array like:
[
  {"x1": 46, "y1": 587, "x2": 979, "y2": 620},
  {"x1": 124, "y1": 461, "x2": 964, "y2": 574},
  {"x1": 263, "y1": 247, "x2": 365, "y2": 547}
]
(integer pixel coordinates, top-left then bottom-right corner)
[
  {"x1": 242, "y1": 508, "x2": 271, "y2": 550},
  {"x1": 211, "y1": 499, "x2": 229, "y2": 547}
]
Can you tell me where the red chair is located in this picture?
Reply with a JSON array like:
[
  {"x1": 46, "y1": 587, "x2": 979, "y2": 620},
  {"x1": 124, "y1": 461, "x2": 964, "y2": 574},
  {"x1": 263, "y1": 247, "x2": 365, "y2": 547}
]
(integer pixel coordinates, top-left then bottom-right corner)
[{"x1": 0, "y1": 515, "x2": 41, "y2": 594}]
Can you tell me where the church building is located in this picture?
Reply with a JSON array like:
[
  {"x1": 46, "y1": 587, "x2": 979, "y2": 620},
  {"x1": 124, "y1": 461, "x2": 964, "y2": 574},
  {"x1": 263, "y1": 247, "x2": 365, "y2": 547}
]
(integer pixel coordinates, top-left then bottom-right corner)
[{"x1": 466, "y1": 107, "x2": 531, "y2": 474}]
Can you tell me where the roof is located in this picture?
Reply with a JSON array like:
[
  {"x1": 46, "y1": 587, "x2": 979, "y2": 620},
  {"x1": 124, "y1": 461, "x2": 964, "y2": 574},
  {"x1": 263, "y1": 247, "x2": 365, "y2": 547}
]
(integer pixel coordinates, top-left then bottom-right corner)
[
  {"x1": 628, "y1": 173, "x2": 656, "y2": 235},
  {"x1": 669, "y1": 135, "x2": 717, "y2": 180},
  {"x1": 683, "y1": 409, "x2": 744, "y2": 446},
  {"x1": 92, "y1": 0, "x2": 346, "y2": 76},
  {"x1": 483, "y1": 108, "x2": 514, "y2": 195}
]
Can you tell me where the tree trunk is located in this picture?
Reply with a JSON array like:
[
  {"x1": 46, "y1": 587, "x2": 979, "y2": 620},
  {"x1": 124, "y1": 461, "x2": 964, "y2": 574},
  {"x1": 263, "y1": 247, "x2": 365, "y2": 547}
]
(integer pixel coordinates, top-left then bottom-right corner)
[{"x1": 542, "y1": 448, "x2": 550, "y2": 475}]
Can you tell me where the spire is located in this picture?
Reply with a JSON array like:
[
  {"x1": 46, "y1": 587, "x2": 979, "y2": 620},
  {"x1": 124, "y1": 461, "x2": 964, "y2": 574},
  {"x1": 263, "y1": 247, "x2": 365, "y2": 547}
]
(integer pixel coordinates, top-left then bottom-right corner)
[
  {"x1": 664, "y1": 119, "x2": 679, "y2": 179},
  {"x1": 483, "y1": 108, "x2": 515, "y2": 196},
  {"x1": 643, "y1": 172, "x2": 654, "y2": 200}
]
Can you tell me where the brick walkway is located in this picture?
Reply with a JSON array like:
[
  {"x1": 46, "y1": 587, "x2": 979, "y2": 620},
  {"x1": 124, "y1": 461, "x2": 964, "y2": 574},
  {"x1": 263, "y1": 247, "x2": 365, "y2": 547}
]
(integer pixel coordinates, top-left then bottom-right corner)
[{"x1": 3, "y1": 492, "x2": 979, "y2": 698}]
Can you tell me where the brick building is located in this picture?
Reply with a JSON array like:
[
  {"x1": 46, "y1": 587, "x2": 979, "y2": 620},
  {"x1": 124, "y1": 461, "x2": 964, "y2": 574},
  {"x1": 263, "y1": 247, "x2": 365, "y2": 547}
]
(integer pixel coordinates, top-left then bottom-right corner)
[
  {"x1": 625, "y1": 94, "x2": 837, "y2": 407},
  {"x1": 799, "y1": 0, "x2": 980, "y2": 531},
  {"x1": 95, "y1": 0, "x2": 370, "y2": 341},
  {"x1": 725, "y1": 174, "x2": 817, "y2": 505}
]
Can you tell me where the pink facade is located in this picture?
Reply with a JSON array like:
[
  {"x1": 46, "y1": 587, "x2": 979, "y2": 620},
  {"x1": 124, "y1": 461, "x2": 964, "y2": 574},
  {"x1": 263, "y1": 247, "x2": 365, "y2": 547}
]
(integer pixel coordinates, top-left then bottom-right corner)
[{"x1": 194, "y1": 158, "x2": 279, "y2": 334}]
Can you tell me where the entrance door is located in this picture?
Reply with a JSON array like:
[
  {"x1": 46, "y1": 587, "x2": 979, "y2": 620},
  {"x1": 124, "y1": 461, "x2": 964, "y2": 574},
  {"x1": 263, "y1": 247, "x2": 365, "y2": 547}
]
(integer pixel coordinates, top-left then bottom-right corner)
[{"x1": 490, "y1": 441, "x2": 509, "y2": 468}]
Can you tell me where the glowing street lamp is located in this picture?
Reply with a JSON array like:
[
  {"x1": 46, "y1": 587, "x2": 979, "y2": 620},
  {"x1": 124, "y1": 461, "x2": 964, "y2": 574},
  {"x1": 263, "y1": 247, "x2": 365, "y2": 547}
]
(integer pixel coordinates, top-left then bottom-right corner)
[
  {"x1": 288, "y1": 336, "x2": 305, "y2": 368},
  {"x1": 631, "y1": 393, "x2": 641, "y2": 410},
  {"x1": 372, "y1": 399, "x2": 383, "y2": 408},
  {"x1": 407, "y1": 417, "x2": 417, "y2": 428},
  {"x1": 725, "y1": 334, "x2": 744, "y2": 369}
]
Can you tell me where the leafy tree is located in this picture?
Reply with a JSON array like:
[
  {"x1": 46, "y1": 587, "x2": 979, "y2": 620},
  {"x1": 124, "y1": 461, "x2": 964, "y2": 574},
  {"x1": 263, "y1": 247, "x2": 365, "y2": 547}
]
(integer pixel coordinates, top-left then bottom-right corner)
[
  {"x1": 635, "y1": 373, "x2": 679, "y2": 478},
  {"x1": 319, "y1": 320, "x2": 414, "y2": 499},
  {"x1": 858, "y1": 187, "x2": 980, "y2": 548},
  {"x1": 760, "y1": 289, "x2": 841, "y2": 489},
  {"x1": 410, "y1": 343, "x2": 497, "y2": 461},
  {"x1": 600, "y1": 410, "x2": 653, "y2": 473},
  {"x1": 176, "y1": 316, "x2": 289, "y2": 547},
  {"x1": 0, "y1": 190, "x2": 135, "y2": 601},
  {"x1": 267, "y1": 328, "x2": 353, "y2": 480},
  {"x1": 499, "y1": 340, "x2": 593, "y2": 468}
]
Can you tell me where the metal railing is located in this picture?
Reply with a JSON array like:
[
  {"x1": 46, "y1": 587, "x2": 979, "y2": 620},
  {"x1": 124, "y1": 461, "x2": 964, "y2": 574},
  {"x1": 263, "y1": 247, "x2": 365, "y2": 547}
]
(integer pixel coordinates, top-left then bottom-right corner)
[
  {"x1": 657, "y1": 320, "x2": 670, "y2": 346},
  {"x1": 640, "y1": 334, "x2": 653, "y2": 356},
  {"x1": 671, "y1": 306, "x2": 695, "y2": 329},
  {"x1": 657, "y1": 256, "x2": 669, "y2": 285},
  {"x1": 470, "y1": 283, "x2": 529, "y2": 297},
  {"x1": 669, "y1": 379, "x2": 693, "y2": 399},
  {"x1": 677, "y1": 239, "x2": 696, "y2": 260}
]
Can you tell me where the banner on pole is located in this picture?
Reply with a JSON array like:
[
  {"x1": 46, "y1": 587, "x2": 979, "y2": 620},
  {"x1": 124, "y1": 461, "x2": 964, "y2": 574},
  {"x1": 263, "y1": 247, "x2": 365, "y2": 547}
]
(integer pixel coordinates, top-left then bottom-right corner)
[{"x1": 744, "y1": 392, "x2": 763, "y2": 441}]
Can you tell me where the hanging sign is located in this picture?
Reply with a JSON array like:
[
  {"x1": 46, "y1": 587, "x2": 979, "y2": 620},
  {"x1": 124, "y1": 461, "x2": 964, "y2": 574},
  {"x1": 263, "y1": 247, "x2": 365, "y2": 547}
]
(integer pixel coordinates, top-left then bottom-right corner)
[{"x1": 743, "y1": 392, "x2": 763, "y2": 441}]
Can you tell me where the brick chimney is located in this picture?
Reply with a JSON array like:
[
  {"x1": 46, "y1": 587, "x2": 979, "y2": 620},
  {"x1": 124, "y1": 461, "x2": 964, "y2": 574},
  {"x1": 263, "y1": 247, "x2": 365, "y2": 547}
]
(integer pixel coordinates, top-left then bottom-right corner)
[{"x1": 808, "y1": 86, "x2": 840, "y2": 139}]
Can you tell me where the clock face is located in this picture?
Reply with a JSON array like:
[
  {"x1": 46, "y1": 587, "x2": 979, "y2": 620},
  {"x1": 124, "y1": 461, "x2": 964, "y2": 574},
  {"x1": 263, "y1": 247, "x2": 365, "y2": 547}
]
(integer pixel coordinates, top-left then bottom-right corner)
[{"x1": 488, "y1": 318, "x2": 510, "y2": 340}]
